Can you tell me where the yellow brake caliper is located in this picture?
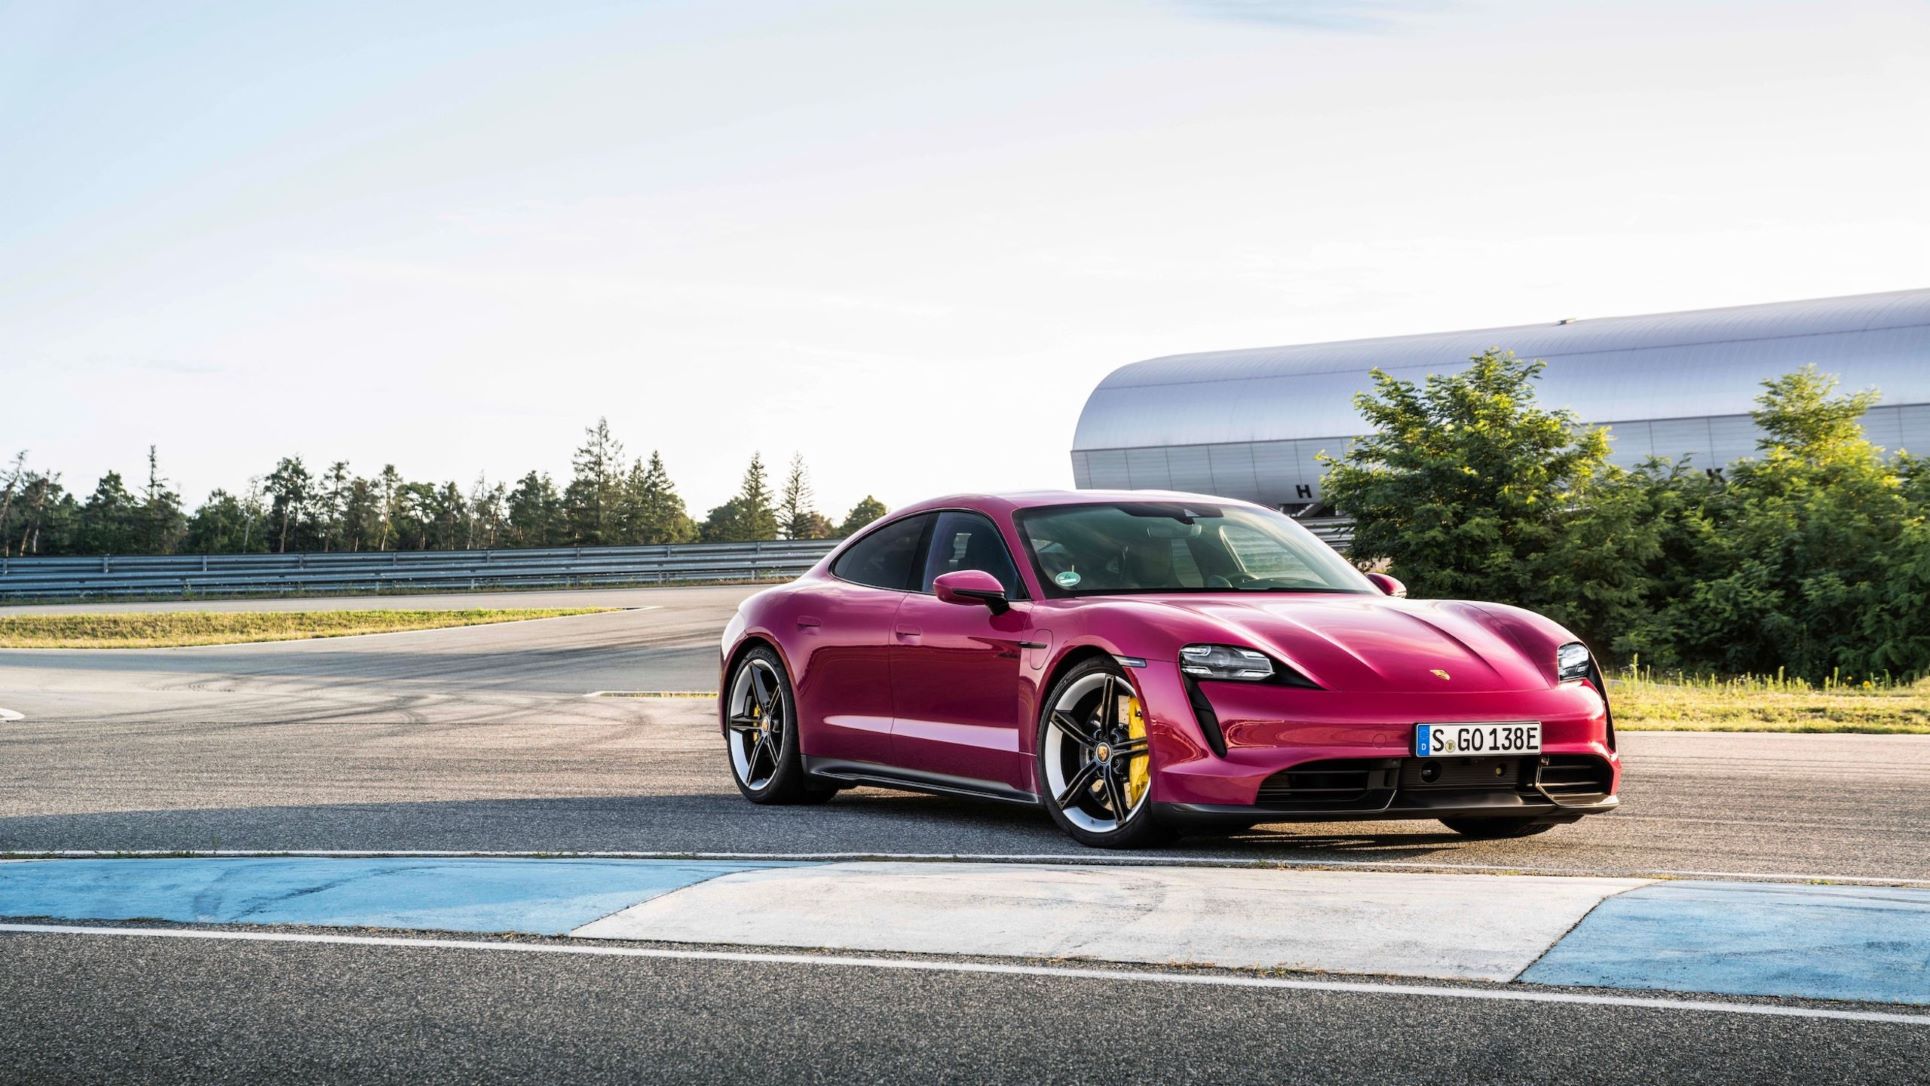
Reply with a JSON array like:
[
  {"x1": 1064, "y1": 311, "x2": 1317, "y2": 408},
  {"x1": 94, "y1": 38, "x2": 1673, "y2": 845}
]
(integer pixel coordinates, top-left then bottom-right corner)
[{"x1": 1125, "y1": 694, "x2": 1150, "y2": 807}]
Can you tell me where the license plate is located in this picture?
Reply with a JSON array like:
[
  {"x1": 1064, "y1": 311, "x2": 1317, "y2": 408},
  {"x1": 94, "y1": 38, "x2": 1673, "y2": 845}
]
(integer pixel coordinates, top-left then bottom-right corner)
[{"x1": 1415, "y1": 722, "x2": 1541, "y2": 758}]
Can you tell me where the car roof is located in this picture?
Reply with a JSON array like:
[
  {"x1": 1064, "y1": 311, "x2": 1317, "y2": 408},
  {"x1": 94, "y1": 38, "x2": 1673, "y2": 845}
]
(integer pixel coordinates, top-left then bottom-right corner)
[{"x1": 889, "y1": 489, "x2": 1265, "y2": 519}]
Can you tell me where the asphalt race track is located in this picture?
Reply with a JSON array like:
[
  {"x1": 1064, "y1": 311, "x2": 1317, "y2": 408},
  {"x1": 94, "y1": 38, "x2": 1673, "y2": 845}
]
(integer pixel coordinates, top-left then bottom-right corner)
[
  {"x1": 2, "y1": 584, "x2": 1926, "y2": 880},
  {"x1": 3, "y1": 585, "x2": 1927, "y2": 1084}
]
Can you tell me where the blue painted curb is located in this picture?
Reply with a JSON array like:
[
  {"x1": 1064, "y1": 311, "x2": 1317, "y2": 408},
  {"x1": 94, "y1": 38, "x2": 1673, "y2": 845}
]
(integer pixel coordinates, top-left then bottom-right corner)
[
  {"x1": 0, "y1": 857, "x2": 795, "y2": 935},
  {"x1": 1523, "y1": 880, "x2": 1930, "y2": 1006}
]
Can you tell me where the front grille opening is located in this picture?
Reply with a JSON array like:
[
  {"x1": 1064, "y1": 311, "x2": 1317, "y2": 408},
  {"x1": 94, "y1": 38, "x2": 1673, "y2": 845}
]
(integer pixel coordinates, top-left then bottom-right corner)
[
  {"x1": 1256, "y1": 759, "x2": 1398, "y2": 806},
  {"x1": 1537, "y1": 754, "x2": 1612, "y2": 797}
]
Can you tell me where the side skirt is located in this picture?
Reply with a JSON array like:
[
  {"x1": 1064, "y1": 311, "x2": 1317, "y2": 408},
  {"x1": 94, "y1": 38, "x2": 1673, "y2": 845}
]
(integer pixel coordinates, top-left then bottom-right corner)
[{"x1": 803, "y1": 757, "x2": 1042, "y2": 808}]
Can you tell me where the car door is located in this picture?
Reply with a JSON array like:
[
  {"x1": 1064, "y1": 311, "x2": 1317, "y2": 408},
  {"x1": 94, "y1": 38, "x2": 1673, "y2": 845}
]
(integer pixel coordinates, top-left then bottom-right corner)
[
  {"x1": 889, "y1": 510, "x2": 1035, "y2": 791},
  {"x1": 795, "y1": 513, "x2": 934, "y2": 766}
]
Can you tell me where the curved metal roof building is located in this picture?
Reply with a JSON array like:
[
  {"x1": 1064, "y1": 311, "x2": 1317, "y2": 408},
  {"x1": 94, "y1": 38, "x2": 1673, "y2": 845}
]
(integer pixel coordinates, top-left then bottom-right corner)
[{"x1": 1071, "y1": 289, "x2": 1930, "y2": 509}]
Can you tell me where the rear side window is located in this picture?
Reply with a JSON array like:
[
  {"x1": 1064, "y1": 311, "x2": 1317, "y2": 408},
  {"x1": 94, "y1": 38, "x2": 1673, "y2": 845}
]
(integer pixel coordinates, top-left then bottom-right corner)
[
  {"x1": 831, "y1": 514, "x2": 932, "y2": 591},
  {"x1": 918, "y1": 511, "x2": 1025, "y2": 596}
]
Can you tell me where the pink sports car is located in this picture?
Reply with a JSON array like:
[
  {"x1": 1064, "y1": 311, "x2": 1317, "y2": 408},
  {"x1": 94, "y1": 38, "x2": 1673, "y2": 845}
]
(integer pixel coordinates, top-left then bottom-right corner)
[{"x1": 719, "y1": 491, "x2": 1621, "y2": 848}]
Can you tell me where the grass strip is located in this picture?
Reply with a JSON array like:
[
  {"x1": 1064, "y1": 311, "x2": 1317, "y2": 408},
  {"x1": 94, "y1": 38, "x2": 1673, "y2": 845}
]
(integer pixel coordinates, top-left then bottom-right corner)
[
  {"x1": 0, "y1": 608, "x2": 615, "y2": 649},
  {"x1": 1612, "y1": 669, "x2": 1930, "y2": 735}
]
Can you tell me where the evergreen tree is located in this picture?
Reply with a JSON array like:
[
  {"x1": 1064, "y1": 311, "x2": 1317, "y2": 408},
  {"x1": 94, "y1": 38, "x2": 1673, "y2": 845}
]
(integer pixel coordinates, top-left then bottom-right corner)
[
  {"x1": 376, "y1": 465, "x2": 405, "y2": 551},
  {"x1": 468, "y1": 476, "x2": 508, "y2": 549},
  {"x1": 185, "y1": 489, "x2": 269, "y2": 554},
  {"x1": 629, "y1": 450, "x2": 695, "y2": 544},
  {"x1": 318, "y1": 460, "x2": 352, "y2": 551},
  {"x1": 138, "y1": 446, "x2": 187, "y2": 554},
  {"x1": 566, "y1": 418, "x2": 625, "y2": 545},
  {"x1": 77, "y1": 471, "x2": 140, "y2": 555},
  {"x1": 341, "y1": 477, "x2": 381, "y2": 551},
  {"x1": 730, "y1": 453, "x2": 780, "y2": 541},
  {"x1": 506, "y1": 471, "x2": 564, "y2": 547},
  {"x1": 0, "y1": 452, "x2": 28, "y2": 557},
  {"x1": 778, "y1": 454, "x2": 825, "y2": 540},
  {"x1": 264, "y1": 457, "x2": 314, "y2": 553}
]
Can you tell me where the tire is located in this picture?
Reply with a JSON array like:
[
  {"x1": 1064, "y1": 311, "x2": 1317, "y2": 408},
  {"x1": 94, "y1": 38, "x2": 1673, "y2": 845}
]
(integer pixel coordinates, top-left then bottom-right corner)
[
  {"x1": 1036, "y1": 657, "x2": 1170, "y2": 849},
  {"x1": 1439, "y1": 816, "x2": 1562, "y2": 840},
  {"x1": 724, "y1": 647, "x2": 837, "y2": 805}
]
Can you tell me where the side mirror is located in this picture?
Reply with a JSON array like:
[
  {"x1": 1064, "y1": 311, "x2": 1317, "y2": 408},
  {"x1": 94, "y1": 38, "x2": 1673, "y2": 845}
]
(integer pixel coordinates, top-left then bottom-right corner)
[
  {"x1": 933, "y1": 569, "x2": 1010, "y2": 614},
  {"x1": 1366, "y1": 573, "x2": 1407, "y2": 598}
]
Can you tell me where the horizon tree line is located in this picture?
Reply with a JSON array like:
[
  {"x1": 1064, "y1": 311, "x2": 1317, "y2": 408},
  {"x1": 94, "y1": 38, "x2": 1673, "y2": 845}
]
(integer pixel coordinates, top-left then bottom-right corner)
[{"x1": 0, "y1": 419, "x2": 888, "y2": 558}]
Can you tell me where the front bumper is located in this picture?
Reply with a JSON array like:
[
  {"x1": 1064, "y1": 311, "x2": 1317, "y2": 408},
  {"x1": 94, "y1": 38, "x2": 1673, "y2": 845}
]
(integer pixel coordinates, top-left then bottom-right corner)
[{"x1": 1131, "y1": 661, "x2": 1621, "y2": 820}]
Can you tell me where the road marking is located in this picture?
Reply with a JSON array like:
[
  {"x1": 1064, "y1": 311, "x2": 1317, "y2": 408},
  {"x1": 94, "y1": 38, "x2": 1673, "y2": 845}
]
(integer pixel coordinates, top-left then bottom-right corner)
[
  {"x1": 0, "y1": 708, "x2": 22, "y2": 721},
  {"x1": 583, "y1": 691, "x2": 717, "y2": 699},
  {"x1": 1, "y1": 922, "x2": 1924, "y2": 1026},
  {"x1": 8, "y1": 849, "x2": 1925, "y2": 887}
]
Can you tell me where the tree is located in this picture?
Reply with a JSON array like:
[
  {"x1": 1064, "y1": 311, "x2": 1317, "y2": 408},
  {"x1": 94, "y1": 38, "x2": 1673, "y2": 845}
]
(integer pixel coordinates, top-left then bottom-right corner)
[
  {"x1": 7, "y1": 470, "x2": 72, "y2": 556},
  {"x1": 566, "y1": 418, "x2": 625, "y2": 545},
  {"x1": 138, "y1": 446, "x2": 187, "y2": 555},
  {"x1": 468, "y1": 476, "x2": 507, "y2": 549},
  {"x1": 777, "y1": 454, "x2": 822, "y2": 540},
  {"x1": 732, "y1": 453, "x2": 780, "y2": 541},
  {"x1": 185, "y1": 489, "x2": 269, "y2": 554},
  {"x1": 340, "y1": 477, "x2": 382, "y2": 551},
  {"x1": 0, "y1": 452, "x2": 28, "y2": 557},
  {"x1": 317, "y1": 460, "x2": 352, "y2": 551},
  {"x1": 1625, "y1": 366, "x2": 1926, "y2": 680},
  {"x1": 506, "y1": 471, "x2": 564, "y2": 548},
  {"x1": 264, "y1": 457, "x2": 314, "y2": 553},
  {"x1": 76, "y1": 471, "x2": 140, "y2": 555},
  {"x1": 1319, "y1": 350, "x2": 1657, "y2": 651},
  {"x1": 837, "y1": 495, "x2": 887, "y2": 536},
  {"x1": 623, "y1": 451, "x2": 696, "y2": 544},
  {"x1": 426, "y1": 481, "x2": 469, "y2": 550},
  {"x1": 375, "y1": 465, "x2": 405, "y2": 551},
  {"x1": 700, "y1": 497, "x2": 747, "y2": 543}
]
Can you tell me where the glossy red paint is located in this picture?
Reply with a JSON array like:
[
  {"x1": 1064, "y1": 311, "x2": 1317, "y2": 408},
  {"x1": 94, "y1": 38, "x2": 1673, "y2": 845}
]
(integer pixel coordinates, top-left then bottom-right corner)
[{"x1": 719, "y1": 490, "x2": 1620, "y2": 828}]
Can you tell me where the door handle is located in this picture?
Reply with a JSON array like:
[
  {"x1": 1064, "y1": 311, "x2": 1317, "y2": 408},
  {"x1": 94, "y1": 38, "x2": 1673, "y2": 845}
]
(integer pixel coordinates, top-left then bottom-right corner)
[
  {"x1": 797, "y1": 616, "x2": 822, "y2": 629},
  {"x1": 894, "y1": 625, "x2": 922, "y2": 640}
]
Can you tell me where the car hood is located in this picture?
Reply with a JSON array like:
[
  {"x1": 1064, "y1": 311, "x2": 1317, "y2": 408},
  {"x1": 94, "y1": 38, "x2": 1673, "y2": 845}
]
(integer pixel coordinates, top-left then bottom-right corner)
[{"x1": 1135, "y1": 594, "x2": 1559, "y2": 693}]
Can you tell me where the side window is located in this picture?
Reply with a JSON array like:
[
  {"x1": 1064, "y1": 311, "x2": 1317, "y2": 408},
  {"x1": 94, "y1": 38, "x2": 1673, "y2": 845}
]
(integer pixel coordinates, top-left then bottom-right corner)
[
  {"x1": 831, "y1": 514, "x2": 931, "y2": 591},
  {"x1": 918, "y1": 511, "x2": 1024, "y2": 596}
]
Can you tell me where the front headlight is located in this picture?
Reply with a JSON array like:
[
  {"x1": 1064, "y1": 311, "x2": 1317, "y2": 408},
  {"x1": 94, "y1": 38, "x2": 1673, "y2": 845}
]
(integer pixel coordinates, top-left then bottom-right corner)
[
  {"x1": 1179, "y1": 644, "x2": 1275, "y2": 681},
  {"x1": 1557, "y1": 642, "x2": 1592, "y2": 684}
]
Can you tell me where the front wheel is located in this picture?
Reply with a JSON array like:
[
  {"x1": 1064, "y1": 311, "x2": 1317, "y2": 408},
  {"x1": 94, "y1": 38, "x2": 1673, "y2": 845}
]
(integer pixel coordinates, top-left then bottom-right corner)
[
  {"x1": 1036, "y1": 659, "x2": 1168, "y2": 849},
  {"x1": 1439, "y1": 816, "x2": 1562, "y2": 840},
  {"x1": 724, "y1": 647, "x2": 836, "y2": 805}
]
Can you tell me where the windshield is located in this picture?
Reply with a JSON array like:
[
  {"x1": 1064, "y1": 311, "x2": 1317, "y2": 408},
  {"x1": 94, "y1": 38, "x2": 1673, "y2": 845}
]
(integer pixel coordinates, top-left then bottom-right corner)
[{"x1": 1014, "y1": 501, "x2": 1373, "y2": 596}]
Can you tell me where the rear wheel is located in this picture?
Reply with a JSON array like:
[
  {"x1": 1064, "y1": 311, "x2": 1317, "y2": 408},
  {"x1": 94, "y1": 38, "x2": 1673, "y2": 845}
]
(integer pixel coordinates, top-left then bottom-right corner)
[
  {"x1": 725, "y1": 647, "x2": 836, "y2": 805},
  {"x1": 1037, "y1": 659, "x2": 1168, "y2": 849},
  {"x1": 1439, "y1": 816, "x2": 1562, "y2": 839}
]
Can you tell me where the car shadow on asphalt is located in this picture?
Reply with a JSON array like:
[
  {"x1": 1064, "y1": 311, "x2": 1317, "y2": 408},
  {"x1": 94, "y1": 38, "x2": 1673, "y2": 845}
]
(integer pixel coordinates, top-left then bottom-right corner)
[{"x1": 0, "y1": 790, "x2": 1486, "y2": 862}]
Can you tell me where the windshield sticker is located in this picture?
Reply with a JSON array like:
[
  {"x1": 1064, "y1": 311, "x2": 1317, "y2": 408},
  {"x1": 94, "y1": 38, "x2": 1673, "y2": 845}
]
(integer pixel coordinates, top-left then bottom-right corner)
[{"x1": 1054, "y1": 570, "x2": 1082, "y2": 588}]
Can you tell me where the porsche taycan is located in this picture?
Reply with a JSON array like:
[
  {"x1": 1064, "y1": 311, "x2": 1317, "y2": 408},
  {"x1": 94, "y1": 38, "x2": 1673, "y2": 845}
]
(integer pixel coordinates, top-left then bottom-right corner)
[{"x1": 719, "y1": 491, "x2": 1620, "y2": 847}]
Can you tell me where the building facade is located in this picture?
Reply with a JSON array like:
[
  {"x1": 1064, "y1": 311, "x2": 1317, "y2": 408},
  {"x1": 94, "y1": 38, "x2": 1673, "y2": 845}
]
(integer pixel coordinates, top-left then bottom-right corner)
[{"x1": 1071, "y1": 289, "x2": 1930, "y2": 510}]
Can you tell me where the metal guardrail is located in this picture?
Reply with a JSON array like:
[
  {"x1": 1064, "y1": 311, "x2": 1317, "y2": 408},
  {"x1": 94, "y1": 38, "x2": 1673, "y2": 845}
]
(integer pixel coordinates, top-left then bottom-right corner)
[
  {"x1": 0, "y1": 517, "x2": 1359, "y2": 602},
  {"x1": 0, "y1": 540, "x2": 842, "y2": 601}
]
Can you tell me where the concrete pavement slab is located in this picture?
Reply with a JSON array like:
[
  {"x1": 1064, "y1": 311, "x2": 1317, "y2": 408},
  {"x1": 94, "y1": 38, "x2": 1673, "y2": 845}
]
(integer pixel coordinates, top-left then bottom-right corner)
[{"x1": 571, "y1": 861, "x2": 1651, "y2": 981}]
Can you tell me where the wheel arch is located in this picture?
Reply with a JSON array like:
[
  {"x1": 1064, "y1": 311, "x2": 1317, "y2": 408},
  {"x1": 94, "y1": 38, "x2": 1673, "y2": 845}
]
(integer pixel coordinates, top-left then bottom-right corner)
[{"x1": 720, "y1": 634, "x2": 787, "y2": 730}]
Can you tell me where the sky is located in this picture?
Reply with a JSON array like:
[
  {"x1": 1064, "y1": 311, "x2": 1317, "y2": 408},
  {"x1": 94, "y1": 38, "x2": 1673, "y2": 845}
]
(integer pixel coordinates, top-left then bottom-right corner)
[{"x1": 3, "y1": 0, "x2": 1927, "y2": 518}]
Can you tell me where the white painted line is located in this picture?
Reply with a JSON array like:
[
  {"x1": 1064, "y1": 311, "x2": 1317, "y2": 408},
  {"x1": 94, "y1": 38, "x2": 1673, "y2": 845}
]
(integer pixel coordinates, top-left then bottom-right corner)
[
  {"x1": 0, "y1": 708, "x2": 22, "y2": 721},
  {"x1": 7, "y1": 849, "x2": 1925, "y2": 887},
  {"x1": 2, "y1": 922, "x2": 1924, "y2": 1026},
  {"x1": 583, "y1": 691, "x2": 717, "y2": 699}
]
